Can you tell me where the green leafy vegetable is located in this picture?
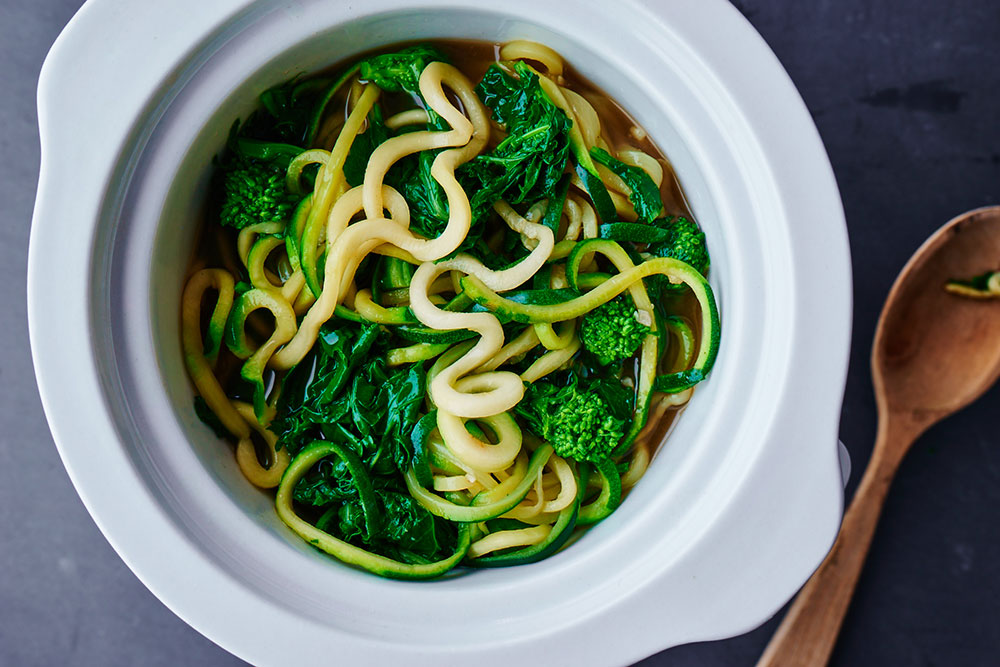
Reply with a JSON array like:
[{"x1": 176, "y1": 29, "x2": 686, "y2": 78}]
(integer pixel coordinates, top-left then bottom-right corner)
[
  {"x1": 392, "y1": 148, "x2": 453, "y2": 241},
  {"x1": 272, "y1": 321, "x2": 381, "y2": 455},
  {"x1": 244, "y1": 76, "x2": 330, "y2": 145},
  {"x1": 590, "y1": 147, "x2": 663, "y2": 222},
  {"x1": 293, "y1": 455, "x2": 361, "y2": 505},
  {"x1": 339, "y1": 491, "x2": 447, "y2": 558},
  {"x1": 231, "y1": 137, "x2": 304, "y2": 170},
  {"x1": 462, "y1": 62, "x2": 571, "y2": 214},
  {"x1": 343, "y1": 104, "x2": 390, "y2": 187},
  {"x1": 359, "y1": 45, "x2": 449, "y2": 94},
  {"x1": 272, "y1": 318, "x2": 426, "y2": 480}
]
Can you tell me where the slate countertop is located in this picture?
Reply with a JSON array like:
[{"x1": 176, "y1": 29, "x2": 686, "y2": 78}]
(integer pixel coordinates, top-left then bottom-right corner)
[{"x1": 2, "y1": 1, "x2": 998, "y2": 665}]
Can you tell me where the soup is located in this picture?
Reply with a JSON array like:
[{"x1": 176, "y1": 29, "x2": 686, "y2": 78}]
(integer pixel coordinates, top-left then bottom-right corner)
[{"x1": 181, "y1": 39, "x2": 719, "y2": 578}]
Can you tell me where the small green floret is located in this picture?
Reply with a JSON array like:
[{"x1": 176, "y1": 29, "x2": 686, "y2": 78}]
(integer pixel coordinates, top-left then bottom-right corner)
[
  {"x1": 518, "y1": 378, "x2": 627, "y2": 463},
  {"x1": 545, "y1": 392, "x2": 625, "y2": 463},
  {"x1": 650, "y1": 216, "x2": 709, "y2": 275},
  {"x1": 219, "y1": 161, "x2": 298, "y2": 229},
  {"x1": 580, "y1": 296, "x2": 650, "y2": 366}
]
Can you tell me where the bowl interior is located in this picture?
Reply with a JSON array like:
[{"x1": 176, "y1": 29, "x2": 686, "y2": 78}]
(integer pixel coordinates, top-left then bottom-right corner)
[
  {"x1": 84, "y1": 0, "x2": 806, "y2": 657},
  {"x1": 152, "y1": 8, "x2": 726, "y2": 533}
]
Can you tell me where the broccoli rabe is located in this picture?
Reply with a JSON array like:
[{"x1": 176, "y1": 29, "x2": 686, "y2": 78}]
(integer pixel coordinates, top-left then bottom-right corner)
[
  {"x1": 649, "y1": 216, "x2": 709, "y2": 275},
  {"x1": 219, "y1": 161, "x2": 298, "y2": 229},
  {"x1": 516, "y1": 375, "x2": 632, "y2": 463},
  {"x1": 359, "y1": 45, "x2": 448, "y2": 94},
  {"x1": 580, "y1": 296, "x2": 650, "y2": 366}
]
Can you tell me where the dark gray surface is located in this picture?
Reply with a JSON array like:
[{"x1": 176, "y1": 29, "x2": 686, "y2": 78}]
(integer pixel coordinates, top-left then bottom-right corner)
[{"x1": 3, "y1": 0, "x2": 999, "y2": 665}]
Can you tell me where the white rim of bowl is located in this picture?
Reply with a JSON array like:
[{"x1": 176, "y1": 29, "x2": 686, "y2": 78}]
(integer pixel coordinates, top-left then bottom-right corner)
[{"x1": 28, "y1": 1, "x2": 851, "y2": 665}]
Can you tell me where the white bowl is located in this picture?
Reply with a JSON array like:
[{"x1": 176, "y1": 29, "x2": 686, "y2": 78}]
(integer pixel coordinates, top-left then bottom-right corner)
[{"x1": 28, "y1": 0, "x2": 851, "y2": 665}]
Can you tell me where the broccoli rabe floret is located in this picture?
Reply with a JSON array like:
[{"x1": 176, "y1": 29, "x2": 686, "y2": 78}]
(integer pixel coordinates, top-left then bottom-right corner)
[
  {"x1": 650, "y1": 216, "x2": 709, "y2": 275},
  {"x1": 580, "y1": 296, "x2": 650, "y2": 366},
  {"x1": 219, "y1": 161, "x2": 298, "y2": 229},
  {"x1": 516, "y1": 375, "x2": 631, "y2": 463}
]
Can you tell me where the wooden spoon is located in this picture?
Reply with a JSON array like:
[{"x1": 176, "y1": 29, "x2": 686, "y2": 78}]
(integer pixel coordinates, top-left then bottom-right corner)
[{"x1": 758, "y1": 206, "x2": 1000, "y2": 667}]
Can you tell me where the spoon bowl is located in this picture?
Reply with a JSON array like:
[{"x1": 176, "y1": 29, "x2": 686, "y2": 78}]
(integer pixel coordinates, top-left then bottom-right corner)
[
  {"x1": 875, "y1": 206, "x2": 1000, "y2": 420},
  {"x1": 759, "y1": 205, "x2": 1000, "y2": 667}
]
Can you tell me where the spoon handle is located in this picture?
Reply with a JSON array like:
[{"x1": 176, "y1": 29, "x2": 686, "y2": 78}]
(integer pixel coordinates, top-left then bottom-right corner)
[{"x1": 756, "y1": 418, "x2": 916, "y2": 667}]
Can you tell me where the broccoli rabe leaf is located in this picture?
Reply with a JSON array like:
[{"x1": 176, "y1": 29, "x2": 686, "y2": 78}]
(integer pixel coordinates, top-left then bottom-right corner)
[
  {"x1": 338, "y1": 491, "x2": 445, "y2": 557},
  {"x1": 590, "y1": 147, "x2": 664, "y2": 222},
  {"x1": 392, "y1": 148, "x2": 454, "y2": 241},
  {"x1": 343, "y1": 104, "x2": 390, "y2": 187},
  {"x1": 462, "y1": 62, "x2": 571, "y2": 213},
  {"x1": 381, "y1": 366, "x2": 426, "y2": 468},
  {"x1": 272, "y1": 319, "x2": 427, "y2": 478},
  {"x1": 293, "y1": 455, "x2": 361, "y2": 506},
  {"x1": 359, "y1": 45, "x2": 449, "y2": 94},
  {"x1": 271, "y1": 321, "x2": 380, "y2": 455},
  {"x1": 241, "y1": 75, "x2": 330, "y2": 145}
]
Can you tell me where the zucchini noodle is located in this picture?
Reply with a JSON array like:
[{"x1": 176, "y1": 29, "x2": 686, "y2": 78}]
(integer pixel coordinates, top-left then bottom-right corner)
[{"x1": 180, "y1": 39, "x2": 719, "y2": 580}]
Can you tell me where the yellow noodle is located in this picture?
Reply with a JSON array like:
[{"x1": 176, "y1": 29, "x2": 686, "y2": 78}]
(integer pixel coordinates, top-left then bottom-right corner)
[
  {"x1": 549, "y1": 264, "x2": 569, "y2": 289},
  {"x1": 270, "y1": 63, "x2": 489, "y2": 370},
  {"x1": 562, "y1": 88, "x2": 600, "y2": 151},
  {"x1": 621, "y1": 444, "x2": 650, "y2": 490},
  {"x1": 478, "y1": 326, "x2": 540, "y2": 372},
  {"x1": 181, "y1": 269, "x2": 248, "y2": 439},
  {"x1": 468, "y1": 526, "x2": 551, "y2": 558},
  {"x1": 534, "y1": 319, "x2": 575, "y2": 350},
  {"x1": 237, "y1": 222, "x2": 284, "y2": 267},
  {"x1": 385, "y1": 108, "x2": 430, "y2": 129},
  {"x1": 432, "y1": 474, "x2": 478, "y2": 492},
  {"x1": 437, "y1": 411, "x2": 522, "y2": 471},
  {"x1": 618, "y1": 148, "x2": 664, "y2": 187},
  {"x1": 540, "y1": 456, "x2": 577, "y2": 513},
  {"x1": 568, "y1": 193, "x2": 599, "y2": 239},
  {"x1": 317, "y1": 118, "x2": 345, "y2": 151},
  {"x1": 280, "y1": 270, "x2": 306, "y2": 304},
  {"x1": 520, "y1": 337, "x2": 582, "y2": 383},
  {"x1": 300, "y1": 84, "x2": 381, "y2": 295},
  {"x1": 609, "y1": 189, "x2": 639, "y2": 221},
  {"x1": 232, "y1": 402, "x2": 290, "y2": 488},
  {"x1": 562, "y1": 196, "x2": 582, "y2": 241},
  {"x1": 499, "y1": 40, "x2": 564, "y2": 76},
  {"x1": 662, "y1": 388, "x2": 694, "y2": 407}
]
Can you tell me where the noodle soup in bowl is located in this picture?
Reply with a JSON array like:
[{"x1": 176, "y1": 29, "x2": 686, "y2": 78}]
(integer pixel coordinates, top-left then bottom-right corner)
[{"x1": 29, "y1": 1, "x2": 851, "y2": 665}]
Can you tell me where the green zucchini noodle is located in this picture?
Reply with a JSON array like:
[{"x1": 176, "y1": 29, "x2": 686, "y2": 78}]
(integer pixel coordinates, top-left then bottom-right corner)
[{"x1": 180, "y1": 40, "x2": 720, "y2": 579}]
